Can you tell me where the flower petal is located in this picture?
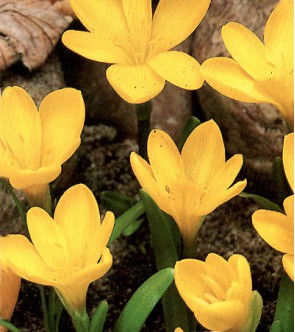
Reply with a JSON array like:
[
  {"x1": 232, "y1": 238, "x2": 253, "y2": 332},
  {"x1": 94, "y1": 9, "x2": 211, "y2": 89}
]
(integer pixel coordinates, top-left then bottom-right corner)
[
  {"x1": 62, "y1": 30, "x2": 130, "y2": 64},
  {"x1": 181, "y1": 120, "x2": 225, "y2": 187},
  {"x1": 147, "y1": 129, "x2": 185, "y2": 188},
  {"x1": 221, "y1": 22, "x2": 271, "y2": 80},
  {"x1": 27, "y1": 207, "x2": 69, "y2": 270},
  {"x1": 57, "y1": 248, "x2": 112, "y2": 313},
  {"x1": 69, "y1": 0, "x2": 128, "y2": 42},
  {"x1": 148, "y1": 51, "x2": 203, "y2": 90},
  {"x1": 54, "y1": 184, "x2": 103, "y2": 268},
  {"x1": 130, "y1": 152, "x2": 170, "y2": 214},
  {"x1": 283, "y1": 133, "x2": 294, "y2": 191},
  {"x1": 106, "y1": 64, "x2": 165, "y2": 103},
  {"x1": 264, "y1": 0, "x2": 294, "y2": 71},
  {"x1": 0, "y1": 86, "x2": 41, "y2": 170},
  {"x1": 151, "y1": 0, "x2": 211, "y2": 54},
  {"x1": 0, "y1": 235, "x2": 55, "y2": 286},
  {"x1": 39, "y1": 88, "x2": 85, "y2": 166},
  {"x1": 9, "y1": 164, "x2": 61, "y2": 189},
  {"x1": 282, "y1": 254, "x2": 294, "y2": 281},
  {"x1": 174, "y1": 259, "x2": 209, "y2": 304},
  {"x1": 201, "y1": 57, "x2": 265, "y2": 102},
  {"x1": 121, "y1": 0, "x2": 152, "y2": 60},
  {"x1": 252, "y1": 209, "x2": 293, "y2": 254},
  {"x1": 193, "y1": 299, "x2": 245, "y2": 331}
]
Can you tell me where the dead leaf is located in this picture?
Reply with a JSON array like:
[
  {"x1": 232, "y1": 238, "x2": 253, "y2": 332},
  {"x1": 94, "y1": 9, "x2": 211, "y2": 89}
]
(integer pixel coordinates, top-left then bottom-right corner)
[{"x1": 0, "y1": 0, "x2": 72, "y2": 71}]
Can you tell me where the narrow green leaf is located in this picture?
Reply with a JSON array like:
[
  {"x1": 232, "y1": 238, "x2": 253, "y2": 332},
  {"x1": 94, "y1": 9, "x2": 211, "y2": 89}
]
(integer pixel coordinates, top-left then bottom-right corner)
[
  {"x1": 273, "y1": 157, "x2": 292, "y2": 206},
  {"x1": 108, "y1": 200, "x2": 145, "y2": 244},
  {"x1": 178, "y1": 116, "x2": 201, "y2": 150},
  {"x1": 270, "y1": 274, "x2": 294, "y2": 332},
  {"x1": 0, "y1": 320, "x2": 22, "y2": 332},
  {"x1": 242, "y1": 291, "x2": 263, "y2": 332},
  {"x1": 122, "y1": 218, "x2": 144, "y2": 237},
  {"x1": 239, "y1": 192, "x2": 283, "y2": 212},
  {"x1": 101, "y1": 191, "x2": 135, "y2": 217},
  {"x1": 90, "y1": 300, "x2": 108, "y2": 332},
  {"x1": 140, "y1": 190, "x2": 190, "y2": 332},
  {"x1": 113, "y1": 268, "x2": 174, "y2": 332}
]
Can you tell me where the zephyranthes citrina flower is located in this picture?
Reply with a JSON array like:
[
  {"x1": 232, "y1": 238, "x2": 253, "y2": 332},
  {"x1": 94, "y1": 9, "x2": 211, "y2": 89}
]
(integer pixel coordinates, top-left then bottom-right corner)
[
  {"x1": 253, "y1": 195, "x2": 294, "y2": 281},
  {"x1": 0, "y1": 267, "x2": 21, "y2": 330},
  {"x1": 130, "y1": 120, "x2": 247, "y2": 247},
  {"x1": 252, "y1": 133, "x2": 294, "y2": 280},
  {"x1": 62, "y1": 0, "x2": 211, "y2": 104},
  {"x1": 0, "y1": 184, "x2": 114, "y2": 314},
  {"x1": 175, "y1": 254, "x2": 259, "y2": 331},
  {"x1": 201, "y1": 0, "x2": 294, "y2": 128},
  {"x1": 0, "y1": 86, "x2": 84, "y2": 207}
]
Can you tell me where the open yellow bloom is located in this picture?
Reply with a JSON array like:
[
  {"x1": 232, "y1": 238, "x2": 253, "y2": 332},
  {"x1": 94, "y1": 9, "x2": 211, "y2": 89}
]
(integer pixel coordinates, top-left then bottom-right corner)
[
  {"x1": 201, "y1": 0, "x2": 294, "y2": 128},
  {"x1": 131, "y1": 120, "x2": 246, "y2": 247},
  {"x1": 62, "y1": 0, "x2": 211, "y2": 104},
  {"x1": 0, "y1": 267, "x2": 21, "y2": 330},
  {"x1": 253, "y1": 195, "x2": 294, "y2": 281},
  {"x1": 0, "y1": 86, "x2": 84, "y2": 207},
  {"x1": 0, "y1": 184, "x2": 114, "y2": 314},
  {"x1": 175, "y1": 254, "x2": 254, "y2": 331},
  {"x1": 253, "y1": 132, "x2": 294, "y2": 280}
]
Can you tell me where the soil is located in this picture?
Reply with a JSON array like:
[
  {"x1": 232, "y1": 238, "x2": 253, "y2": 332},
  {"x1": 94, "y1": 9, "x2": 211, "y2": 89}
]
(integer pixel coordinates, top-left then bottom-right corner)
[{"x1": 1, "y1": 123, "x2": 284, "y2": 332}]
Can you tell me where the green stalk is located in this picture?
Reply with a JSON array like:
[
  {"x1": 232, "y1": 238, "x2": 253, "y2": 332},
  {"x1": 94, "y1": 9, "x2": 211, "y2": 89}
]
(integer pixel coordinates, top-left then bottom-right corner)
[
  {"x1": 0, "y1": 179, "x2": 27, "y2": 227},
  {"x1": 136, "y1": 101, "x2": 152, "y2": 158},
  {"x1": 39, "y1": 285, "x2": 50, "y2": 332}
]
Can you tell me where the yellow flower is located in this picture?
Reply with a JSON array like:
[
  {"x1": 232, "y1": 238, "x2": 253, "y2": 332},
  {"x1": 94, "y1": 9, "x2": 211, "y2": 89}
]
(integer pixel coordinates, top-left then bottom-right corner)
[
  {"x1": 175, "y1": 254, "x2": 254, "y2": 331},
  {"x1": 283, "y1": 133, "x2": 294, "y2": 191},
  {"x1": 130, "y1": 120, "x2": 246, "y2": 247},
  {"x1": 252, "y1": 195, "x2": 294, "y2": 281},
  {"x1": 0, "y1": 86, "x2": 85, "y2": 207},
  {"x1": 201, "y1": 0, "x2": 294, "y2": 128},
  {"x1": 0, "y1": 267, "x2": 21, "y2": 329},
  {"x1": 253, "y1": 132, "x2": 294, "y2": 281},
  {"x1": 0, "y1": 184, "x2": 114, "y2": 314},
  {"x1": 62, "y1": 0, "x2": 211, "y2": 104}
]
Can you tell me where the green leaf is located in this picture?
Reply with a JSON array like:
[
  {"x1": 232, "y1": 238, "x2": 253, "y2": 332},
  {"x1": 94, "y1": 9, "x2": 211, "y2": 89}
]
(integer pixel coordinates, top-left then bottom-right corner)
[
  {"x1": 90, "y1": 300, "x2": 108, "y2": 332},
  {"x1": 113, "y1": 268, "x2": 174, "y2": 332},
  {"x1": 270, "y1": 274, "x2": 294, "y2": 332},
  {"x1": 0, "y1": 320, "x2": 22, "y2": 332},
  {"x1": 108, "y1": 200, "x2": 145, "y2": 245},
  {"x1": 178, "y1": 116, "x2": 201, "y2": 151},
  {"x1": 100, "y1": 191, "x2": 135, "y2": 217},
  {"x1": 239, "y1": 192, "x2": 283, "y2": 212},
  {"x1": 140, "y1": 190, "x2": 190, "y2": 331},
  {"x1": 122, "y1": 218, "x2": 144, "y2": 237},
  {"x1": 242, "y1": 291, "x2": 263, "y2": 332}
]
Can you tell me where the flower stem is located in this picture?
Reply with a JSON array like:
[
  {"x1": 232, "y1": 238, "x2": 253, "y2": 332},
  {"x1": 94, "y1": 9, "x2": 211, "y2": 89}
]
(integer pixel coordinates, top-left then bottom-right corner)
[
  {"x1": 39, "y1": 285, "x2": 51, "y2": 332},
  {"x1": 136, "y1": 101, "x2": 152, "y2": 158},
  {"x1": 0, "y1": 179, "x2": 27, "y2": 228}
]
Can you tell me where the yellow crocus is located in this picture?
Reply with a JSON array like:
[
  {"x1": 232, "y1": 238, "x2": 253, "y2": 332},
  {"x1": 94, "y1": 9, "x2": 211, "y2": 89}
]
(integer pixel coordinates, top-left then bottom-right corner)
[
  {"x1": 130, "y1": 120, "x2": 246, "y2": 248},
  {"x1": 252, "y1": 195, "x2": 294, "y2": 281},
  {"x1": 252, "y1": 133, "x2": 294, "y2": 281},
  {"x1": 0, "y1": 267, "x2": 21, "y2": 331},
  {"x1": 0, "y1": 184, "x2": 114, "y2": 315},
  {"x1": 62, "y1": 0, "x2": 211, "y2": 104},
  {"x1": 201, "y1": 0, "x2": 294, "y2": 128},
  {"x1": 0, "y1": 86, "x2": 85, "y2": 207},
  {"x1": 175, "y1": 254, "x2": 255, "y2": 331}
]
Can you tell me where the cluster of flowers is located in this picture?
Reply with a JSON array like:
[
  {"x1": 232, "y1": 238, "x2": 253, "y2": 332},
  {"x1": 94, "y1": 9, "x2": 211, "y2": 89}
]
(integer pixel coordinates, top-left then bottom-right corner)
[{"x1": 0, "y1": 0, "x2": 293, "y2": 331}]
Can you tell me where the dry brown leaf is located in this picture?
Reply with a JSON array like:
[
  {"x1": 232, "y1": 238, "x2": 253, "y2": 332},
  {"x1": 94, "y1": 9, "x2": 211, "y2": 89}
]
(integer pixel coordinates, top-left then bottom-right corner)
[{"x1": 0, "y1": 0, "x2": 72, "y2": 71}]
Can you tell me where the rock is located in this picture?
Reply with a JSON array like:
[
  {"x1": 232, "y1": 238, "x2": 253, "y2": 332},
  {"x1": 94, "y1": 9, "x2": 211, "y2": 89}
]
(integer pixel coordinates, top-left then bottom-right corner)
[{"x1": 192, "y1": 0, "x2": 289, "y2": 196}]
